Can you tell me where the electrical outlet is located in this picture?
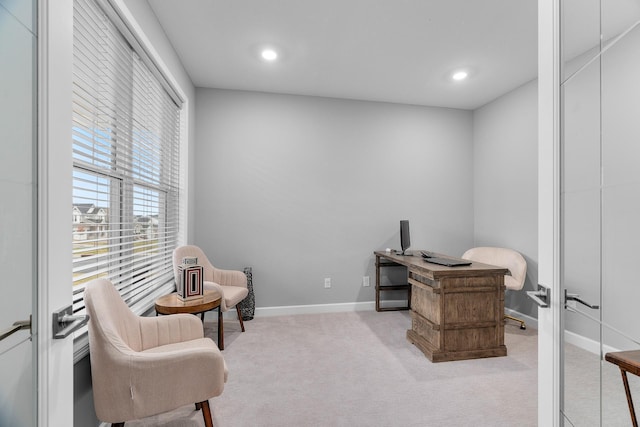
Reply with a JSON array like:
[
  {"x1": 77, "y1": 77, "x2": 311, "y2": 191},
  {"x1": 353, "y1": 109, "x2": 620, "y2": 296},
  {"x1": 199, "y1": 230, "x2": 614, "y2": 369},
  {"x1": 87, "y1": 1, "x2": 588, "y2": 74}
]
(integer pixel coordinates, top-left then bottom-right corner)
[
  {"x1": 324, "y1": 278, "x2": 331, "y2": 288},
  {"x1": 363, "y1": 276, "x2": 370, "y2": 287}
]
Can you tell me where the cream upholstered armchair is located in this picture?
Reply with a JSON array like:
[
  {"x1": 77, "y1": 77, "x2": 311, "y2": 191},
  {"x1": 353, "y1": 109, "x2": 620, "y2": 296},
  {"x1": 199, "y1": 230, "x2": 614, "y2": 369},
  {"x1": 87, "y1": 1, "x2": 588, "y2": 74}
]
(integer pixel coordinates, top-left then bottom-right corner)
[
  {"x1": 462, "y1": 246, "x2": 528, "y2": 330},
  {"x1": 173, "y1": 245, "x2": 249, "y2": 350},
  {"x1": 84, "y1": 278, "x2": 227, "y2": 427}
]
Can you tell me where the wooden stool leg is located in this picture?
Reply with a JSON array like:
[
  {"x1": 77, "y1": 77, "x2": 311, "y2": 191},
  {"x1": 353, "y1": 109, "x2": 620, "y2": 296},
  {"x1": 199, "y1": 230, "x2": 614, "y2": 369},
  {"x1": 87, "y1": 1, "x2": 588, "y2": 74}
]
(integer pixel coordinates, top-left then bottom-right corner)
[
  {"x1": 218, "y1": 306, "x2": 224, "y2": 350},
  {"x1": 621, "y1": 369, "x2": 638, "y2": 427},
  {"x1": 199, "y1": 400, "x2": 214, "y2": 427},
  {"x1": 236, "y1": 305, "x2": 245, "y2": 332}
]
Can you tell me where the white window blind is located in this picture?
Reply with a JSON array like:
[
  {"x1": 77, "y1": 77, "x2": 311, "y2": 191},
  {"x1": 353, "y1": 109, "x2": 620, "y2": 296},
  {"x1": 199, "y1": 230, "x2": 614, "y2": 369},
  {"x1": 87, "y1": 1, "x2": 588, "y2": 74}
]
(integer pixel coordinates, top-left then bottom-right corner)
[{"x1": 72, "y1": 0, "x2": 181, "y2": 322}]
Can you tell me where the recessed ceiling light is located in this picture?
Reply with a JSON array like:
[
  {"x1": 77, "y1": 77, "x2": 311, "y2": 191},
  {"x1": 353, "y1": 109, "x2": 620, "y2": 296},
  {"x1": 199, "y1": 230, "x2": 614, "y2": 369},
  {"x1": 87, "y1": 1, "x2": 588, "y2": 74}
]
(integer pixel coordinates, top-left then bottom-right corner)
[
  {"x1": 452, "y1": 71, "x2": 468, "y2": 81},
  {"x1": 261, "y1": 48, "x2": 278, "y2": 61}
]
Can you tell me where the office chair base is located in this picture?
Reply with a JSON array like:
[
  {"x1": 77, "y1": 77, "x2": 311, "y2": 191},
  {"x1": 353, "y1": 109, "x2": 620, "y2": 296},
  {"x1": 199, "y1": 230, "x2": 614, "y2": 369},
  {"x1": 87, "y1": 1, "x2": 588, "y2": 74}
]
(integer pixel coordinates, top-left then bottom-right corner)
[{"x1": 505, "y1": 314, "x2": 526, "y2": 330}]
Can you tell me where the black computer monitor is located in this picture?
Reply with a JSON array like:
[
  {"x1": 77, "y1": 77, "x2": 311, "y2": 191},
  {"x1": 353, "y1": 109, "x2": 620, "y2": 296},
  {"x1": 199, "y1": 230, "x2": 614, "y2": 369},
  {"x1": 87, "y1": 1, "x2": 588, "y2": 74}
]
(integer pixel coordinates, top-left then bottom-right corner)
[{"x1": 399, "y1": 220, "x2": 410, "y2": 255}]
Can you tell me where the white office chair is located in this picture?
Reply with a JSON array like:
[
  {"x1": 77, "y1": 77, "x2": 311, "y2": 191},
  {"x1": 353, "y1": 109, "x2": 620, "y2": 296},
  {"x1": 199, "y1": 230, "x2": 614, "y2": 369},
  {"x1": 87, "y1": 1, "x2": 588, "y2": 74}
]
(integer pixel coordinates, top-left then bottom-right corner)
[{"x1": 462, "y1": 247, "x2": 528, "y2": 330}]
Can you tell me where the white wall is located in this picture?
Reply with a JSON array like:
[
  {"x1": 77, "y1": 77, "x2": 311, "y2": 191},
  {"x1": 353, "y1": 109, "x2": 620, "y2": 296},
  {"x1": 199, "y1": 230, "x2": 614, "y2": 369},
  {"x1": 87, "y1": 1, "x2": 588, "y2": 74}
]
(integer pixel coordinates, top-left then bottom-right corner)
[
  {"x1": 195, "y1": 89, "x2": 474, "y2": 308},
  {"x1": 472, "y1": 79, "x2": 539, "y2": 319}
]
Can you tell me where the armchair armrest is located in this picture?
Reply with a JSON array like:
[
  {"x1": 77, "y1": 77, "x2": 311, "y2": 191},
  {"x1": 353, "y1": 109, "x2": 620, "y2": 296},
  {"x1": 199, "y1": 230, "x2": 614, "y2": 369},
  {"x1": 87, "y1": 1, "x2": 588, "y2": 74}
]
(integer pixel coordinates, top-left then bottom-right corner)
[
  {"x1": 131, "y1": 340, "x2": 226, "y2": 402},
  {"x1": 138, "y1": 313, "x2": 204, "y2": 350},
  {"x1": 212, "y1": 267, "x2": 247, "y2": 288}
]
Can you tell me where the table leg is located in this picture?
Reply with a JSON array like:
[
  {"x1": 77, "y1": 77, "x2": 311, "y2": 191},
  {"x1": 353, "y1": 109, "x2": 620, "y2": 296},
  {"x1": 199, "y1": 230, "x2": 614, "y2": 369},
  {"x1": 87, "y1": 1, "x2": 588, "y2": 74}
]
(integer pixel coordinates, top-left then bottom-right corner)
[
  {"x1": 375, "y1": 255, "x2": 380, "y2": 312},
  {"x1": 218, "y1": 306, "x2": 224, "y2": 350},
  {"x1": 620, "y1": 369, "x2": 638, "y2": 427}
]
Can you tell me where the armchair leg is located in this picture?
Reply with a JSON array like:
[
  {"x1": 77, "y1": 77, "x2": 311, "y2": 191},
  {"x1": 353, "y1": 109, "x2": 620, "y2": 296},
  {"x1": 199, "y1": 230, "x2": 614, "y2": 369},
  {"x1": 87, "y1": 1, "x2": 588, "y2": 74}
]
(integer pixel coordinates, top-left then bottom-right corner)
[
  {"x1": 236, "y1": 305, "x2": 245, "y2": 332},
  {"x1": 199, "y1": 400, "x2": 214, "y2": 427}
]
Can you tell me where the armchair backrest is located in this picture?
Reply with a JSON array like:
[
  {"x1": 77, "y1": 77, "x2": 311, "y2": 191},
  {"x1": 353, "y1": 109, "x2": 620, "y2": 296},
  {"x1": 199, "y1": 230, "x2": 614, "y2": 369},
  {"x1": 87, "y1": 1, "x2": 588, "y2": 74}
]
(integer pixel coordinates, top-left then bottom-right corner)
[
  {"x1": 173, "y1": 245, "x2": 215, "y2": 283},
  {"x1": 84, "y1": 279, "x2": 145, "y2": 421},
  {"x1": 462, "y1": 247, "x2": 527, "y2": 291},
  {"x1": 84, "y1": 278, "x2": 143, "y2": 353}
]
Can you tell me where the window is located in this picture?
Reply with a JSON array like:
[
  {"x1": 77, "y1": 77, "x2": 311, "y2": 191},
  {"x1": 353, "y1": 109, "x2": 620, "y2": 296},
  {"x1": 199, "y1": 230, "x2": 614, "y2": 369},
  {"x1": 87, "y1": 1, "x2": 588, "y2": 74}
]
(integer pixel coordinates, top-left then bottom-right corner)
[{"x1": 72, "y1": 0, "x2": 182, "y2": 341}]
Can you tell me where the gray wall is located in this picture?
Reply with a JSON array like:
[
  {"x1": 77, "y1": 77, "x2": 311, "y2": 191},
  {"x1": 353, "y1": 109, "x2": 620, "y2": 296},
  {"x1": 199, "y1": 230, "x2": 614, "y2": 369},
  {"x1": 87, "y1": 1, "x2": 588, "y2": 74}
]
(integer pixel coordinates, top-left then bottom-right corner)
[
  {"x1": 194, "y1": 89, "x2": 474, "y2": 308},
  {"x1": 472, "y1": 80, "x2": 539, "y2": 320}
]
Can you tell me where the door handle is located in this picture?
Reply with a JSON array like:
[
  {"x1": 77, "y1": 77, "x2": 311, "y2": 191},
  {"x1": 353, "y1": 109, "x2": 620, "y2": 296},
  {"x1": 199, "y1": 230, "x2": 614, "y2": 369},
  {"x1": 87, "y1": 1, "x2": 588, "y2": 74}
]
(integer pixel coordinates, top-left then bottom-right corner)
[
  {"x1": 0, "y1": 316, "x2": 31, "y2": 342},
  {"x1": 564, "y1": 289, "x2": 599, "y2": 310},
  {"x1": 526, "y1": 284, "x2": 550, "y2": 308},
  {"x1": 53, "y1": 305, "x2": 90, "y2": 339}
]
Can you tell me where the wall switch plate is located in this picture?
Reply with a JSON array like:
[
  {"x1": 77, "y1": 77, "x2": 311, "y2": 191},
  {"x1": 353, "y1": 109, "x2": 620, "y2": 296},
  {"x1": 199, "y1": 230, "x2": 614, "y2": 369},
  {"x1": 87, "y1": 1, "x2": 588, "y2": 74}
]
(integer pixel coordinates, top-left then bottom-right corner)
[
  {"x1": 363, "y1": 276, "x2": 370, "y2": 287},
  {"x1": 324, "y1": 278, "x2": 331, "y2": 288}
]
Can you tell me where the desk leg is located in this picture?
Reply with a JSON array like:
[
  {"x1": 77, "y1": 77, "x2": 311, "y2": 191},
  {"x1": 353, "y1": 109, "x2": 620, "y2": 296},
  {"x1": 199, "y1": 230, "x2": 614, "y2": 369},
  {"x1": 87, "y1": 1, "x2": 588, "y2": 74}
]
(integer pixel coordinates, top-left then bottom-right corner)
[
  {"x1": 218, "y1": 306, "x2": 224, "y2": 350},
  {"x1": 620, "y1": 369, "x2": 638, "y2": 427}
]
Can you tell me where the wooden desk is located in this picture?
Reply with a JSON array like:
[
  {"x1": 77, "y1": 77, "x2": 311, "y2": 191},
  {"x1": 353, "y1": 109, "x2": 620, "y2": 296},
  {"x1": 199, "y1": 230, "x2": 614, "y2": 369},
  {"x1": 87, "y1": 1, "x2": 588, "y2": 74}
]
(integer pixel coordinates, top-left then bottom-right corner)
[
  {"x1": 374, "y1": 251, "x2": 509, "y2": 362},
  {"x1": 155, "y1": 290, "x2": 225, "y2": 349},
  {"x1": 605, "y1": 350, "x2": 640, "y2": 427}
]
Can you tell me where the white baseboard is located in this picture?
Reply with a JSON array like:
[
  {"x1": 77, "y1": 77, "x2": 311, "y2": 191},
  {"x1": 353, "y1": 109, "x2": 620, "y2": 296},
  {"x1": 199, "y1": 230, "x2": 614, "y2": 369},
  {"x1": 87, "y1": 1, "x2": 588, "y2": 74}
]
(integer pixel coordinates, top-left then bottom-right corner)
[
  {"x1": 254, "y1": 300, "x2": 377, "y2": 317},
  {"x1": 564, "y1": 329, "x2": 619, "y2": 356}
]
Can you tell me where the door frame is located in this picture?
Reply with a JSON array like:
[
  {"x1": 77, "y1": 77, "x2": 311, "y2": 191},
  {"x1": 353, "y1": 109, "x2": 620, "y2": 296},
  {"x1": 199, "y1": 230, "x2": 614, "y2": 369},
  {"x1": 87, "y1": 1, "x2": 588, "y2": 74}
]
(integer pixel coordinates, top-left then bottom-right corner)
[
  {"x1": 538, "y1": 0, "x2": 562, "y2": 425},
  {"x1": 38, "y1": 0, "x2": 75, "y2": 425}
]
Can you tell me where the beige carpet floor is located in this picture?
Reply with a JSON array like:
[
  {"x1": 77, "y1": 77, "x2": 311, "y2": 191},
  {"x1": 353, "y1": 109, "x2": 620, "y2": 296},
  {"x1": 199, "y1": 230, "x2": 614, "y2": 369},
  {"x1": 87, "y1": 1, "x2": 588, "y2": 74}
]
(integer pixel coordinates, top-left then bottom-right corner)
[{"x1": 124, "y1": 310, "x2": 538, "y2": 427}]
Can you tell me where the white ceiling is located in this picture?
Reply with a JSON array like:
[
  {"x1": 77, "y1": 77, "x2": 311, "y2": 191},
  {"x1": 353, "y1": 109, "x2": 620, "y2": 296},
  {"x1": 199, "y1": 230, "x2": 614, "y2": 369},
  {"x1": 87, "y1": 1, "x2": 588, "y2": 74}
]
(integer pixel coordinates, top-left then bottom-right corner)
[{"x1": 149, "y1": 0, "x2": 539, "y2": 110}]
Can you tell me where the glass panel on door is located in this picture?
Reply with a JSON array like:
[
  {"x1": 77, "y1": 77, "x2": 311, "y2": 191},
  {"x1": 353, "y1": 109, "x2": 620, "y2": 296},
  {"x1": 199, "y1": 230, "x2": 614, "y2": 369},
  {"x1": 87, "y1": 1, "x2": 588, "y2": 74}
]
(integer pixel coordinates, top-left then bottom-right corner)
[
  {"x1": 600, "y1": 13, "x2": 640, "y2": 426},
  {"x1": 0, "y1": 0, "x2": 37, "y2": 425},
  {"x1": 561, "y1": 0, "x2": 640, "y2": 425}
]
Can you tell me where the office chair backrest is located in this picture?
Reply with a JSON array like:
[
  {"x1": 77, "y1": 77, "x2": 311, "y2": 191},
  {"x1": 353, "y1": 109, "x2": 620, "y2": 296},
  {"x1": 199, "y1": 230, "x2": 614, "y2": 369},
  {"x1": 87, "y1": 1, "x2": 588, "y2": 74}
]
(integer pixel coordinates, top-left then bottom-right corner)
[{"x1": 462, "y1": 247, "x2": 527, "y2": 291}]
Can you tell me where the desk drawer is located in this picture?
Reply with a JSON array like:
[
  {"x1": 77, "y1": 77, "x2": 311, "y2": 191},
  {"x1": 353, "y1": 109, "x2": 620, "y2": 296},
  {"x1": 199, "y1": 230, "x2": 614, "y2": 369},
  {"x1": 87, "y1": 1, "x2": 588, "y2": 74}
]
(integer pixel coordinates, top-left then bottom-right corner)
[
  {"x1": 410, "y1": 310, "x2": 440, "y2": 349},
  {"x1": 409, "y1": 278, "x2": 440, "y2": 325}
]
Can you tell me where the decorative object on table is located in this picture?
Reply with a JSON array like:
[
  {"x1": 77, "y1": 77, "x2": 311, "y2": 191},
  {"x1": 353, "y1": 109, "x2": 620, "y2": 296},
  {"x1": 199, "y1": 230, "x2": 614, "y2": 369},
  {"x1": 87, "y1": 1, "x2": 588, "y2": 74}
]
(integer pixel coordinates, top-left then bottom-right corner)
[
  {"x1": 238, "y1": 267, "x2": 255, "y2": 321},
  {"x1": 177, "y1": 260, "x2": 204, "y2": 301},
  {"x1": 182, "y1": 256, "x2": 198, "y2": 265}
]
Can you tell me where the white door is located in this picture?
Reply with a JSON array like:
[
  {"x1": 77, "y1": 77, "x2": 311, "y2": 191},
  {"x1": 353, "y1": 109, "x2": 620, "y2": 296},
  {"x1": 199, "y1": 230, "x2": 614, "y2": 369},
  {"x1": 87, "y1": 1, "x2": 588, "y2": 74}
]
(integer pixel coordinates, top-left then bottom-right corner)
[
  {"x1": 0, "y1": 1, "x2": 77, "y2": 425},
  {"x1": 0, "y1": 1, "x2": 38, "y2": 425},
  {"x1": 539, "y1": 1, "x2": 640, "y2": 425},
  {"x1": 38, "y1": 0, "x2": 78, "y2": 425},
  {"x1": 537, "y1": 1, "x2": 561, "y2": 424}
]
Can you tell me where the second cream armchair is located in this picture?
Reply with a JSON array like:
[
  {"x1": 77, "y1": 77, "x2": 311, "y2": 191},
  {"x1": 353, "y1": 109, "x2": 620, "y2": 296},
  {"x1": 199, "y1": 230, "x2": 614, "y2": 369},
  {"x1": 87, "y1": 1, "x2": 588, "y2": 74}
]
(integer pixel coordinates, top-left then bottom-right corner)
[{"x1": 173, "y1": 245, "x2": 249, "y2": 349}]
